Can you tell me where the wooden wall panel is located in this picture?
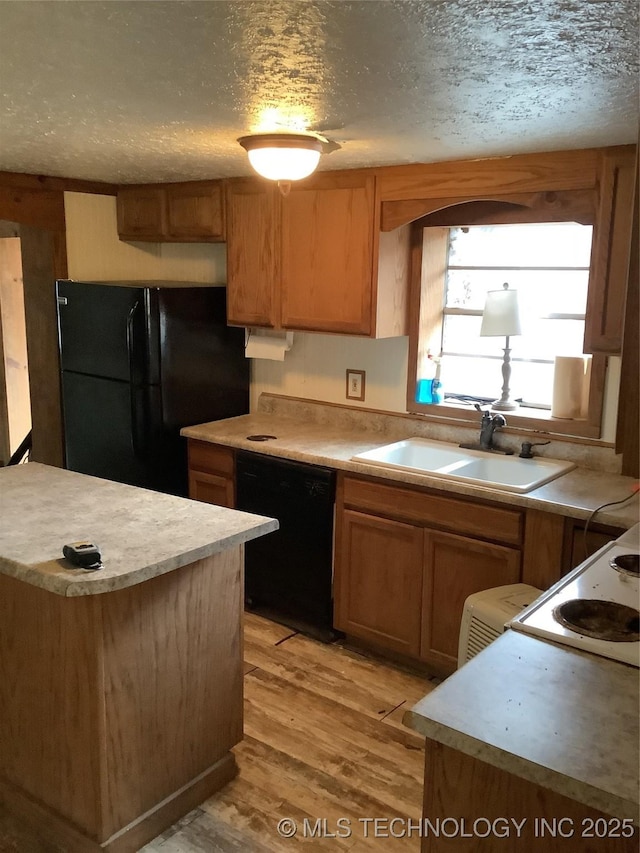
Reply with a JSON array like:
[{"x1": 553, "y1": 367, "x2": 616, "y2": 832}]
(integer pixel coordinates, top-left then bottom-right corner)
[
  {"x1": 0, "y1": 177, "x2": 68, "y2": 467},
  {"x1": 0, "y1": 170, "x2": 117, "y2": 196},
  {"x1": 616, "y1": 148, "x2": 639, "y2": 476},
  {"x1": 19, "y1": 225, "x2": 65, "y2": 466},
  {"x1": 0, "y1": 186, "x2": 65, "y2": 230}
]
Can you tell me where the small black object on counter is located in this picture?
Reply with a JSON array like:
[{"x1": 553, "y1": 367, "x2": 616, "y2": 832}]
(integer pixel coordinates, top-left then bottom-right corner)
[{"x1": 62, "y1": 541, "x2": 102, "y2": 570}]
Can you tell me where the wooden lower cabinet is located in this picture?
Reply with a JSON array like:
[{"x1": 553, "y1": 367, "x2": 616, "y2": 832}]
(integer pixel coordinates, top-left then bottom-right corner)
[
  {"x1": 421, "y1": 530, "x2": 521, "y2": 671},
  {"x1": 187, "y1": 440, "x2": 235, "y2": 508},
  {"x1": 335, "y1": 509, "x2": 424, "y2": 657},
  {"x1": 421, "y1": 740, "x2": 637, "y2": 852},
  {"x1": 334, "y1": 475, "x2": 524, "y2": 674},
  {"x1": 188, "y1": 469, "x2": 234, "y2": 508}
]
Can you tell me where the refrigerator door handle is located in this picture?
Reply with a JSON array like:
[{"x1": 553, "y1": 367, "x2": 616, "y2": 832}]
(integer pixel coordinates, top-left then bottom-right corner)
[{"x1": 126, "y1": 301, "x2": 145, "y2": 459}]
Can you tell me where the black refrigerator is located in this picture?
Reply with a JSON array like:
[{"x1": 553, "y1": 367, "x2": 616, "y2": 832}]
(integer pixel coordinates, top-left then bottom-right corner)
[{"x1": 56, "y1": 280, "x2": 249, "y2": 496}]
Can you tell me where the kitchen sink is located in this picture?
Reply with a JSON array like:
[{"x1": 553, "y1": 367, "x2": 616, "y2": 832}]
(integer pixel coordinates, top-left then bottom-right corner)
[{"x1": 351, "y1": 438, "x2": 575, "y2": 494}]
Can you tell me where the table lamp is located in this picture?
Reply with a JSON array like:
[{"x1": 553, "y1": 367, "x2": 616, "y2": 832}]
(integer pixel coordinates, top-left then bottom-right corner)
[{"x1": 480, "y1": 282, "x2": 522, "y2": 411}]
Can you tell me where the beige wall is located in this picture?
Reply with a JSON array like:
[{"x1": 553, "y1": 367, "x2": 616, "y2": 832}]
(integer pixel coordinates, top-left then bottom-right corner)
[
  {"x1": 63, "y1": 192, "x2": 620, "y2": 442},
  {"x1": 250, "y1": 333, "x2": 409, "y2": 413},
  {"x1": 64, "y1": 192, "x2": 227, "y2": 282}
]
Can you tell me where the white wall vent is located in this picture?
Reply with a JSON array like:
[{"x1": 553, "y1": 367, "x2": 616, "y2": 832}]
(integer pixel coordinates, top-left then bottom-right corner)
[{"x1": 458, "y1": 583, "x2": 542, "y2": 669}]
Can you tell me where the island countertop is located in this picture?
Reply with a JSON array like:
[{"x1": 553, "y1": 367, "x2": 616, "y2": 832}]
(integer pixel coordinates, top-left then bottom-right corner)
[
  {"x1": 0, "y1": 462, "x2": 278, "y2": 596},
  {"x1": 403, "y1": 630, "x2": 640, "y2": 824}
]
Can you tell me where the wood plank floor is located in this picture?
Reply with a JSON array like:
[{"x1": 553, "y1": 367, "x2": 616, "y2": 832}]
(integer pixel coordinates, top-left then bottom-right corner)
[{"x1": 0, "y1": 614, "x2": 438, "y2": 852}]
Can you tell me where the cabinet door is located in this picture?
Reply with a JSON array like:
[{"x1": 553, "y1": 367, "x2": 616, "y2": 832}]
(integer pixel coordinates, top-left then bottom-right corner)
[
  {"x1": 165, "y1": 181, "x2": 225, "y2": 241},
  {"x1": 188, "y1": 469, "x2": 234, "y2": 507},
  {"x1": 116, "y1": 186, "x2": 166, "y2": 240},
  {"x1": 334, "y1": 509, "x2": 423, "y2": 657},
  {"x1": 584, "y1": 146, "x2": 636, "y2": 354},
  {"x1": 421, "y1": 530, "x2": 521, "y2": 672},
  {"x1": 187, "y1": 441, "x2": 235, "y2": 507},
  {"x1": 226, "y1": 179, "x2": 280, "y2": 327},
  {"x1": 281, "y1": 173, "x2": 375, "y2": 334}
]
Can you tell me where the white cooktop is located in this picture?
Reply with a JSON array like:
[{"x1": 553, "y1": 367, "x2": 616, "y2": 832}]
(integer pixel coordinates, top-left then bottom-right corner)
[{"x1": 509, "y1": 539, "x2": 640, "y2": 667}]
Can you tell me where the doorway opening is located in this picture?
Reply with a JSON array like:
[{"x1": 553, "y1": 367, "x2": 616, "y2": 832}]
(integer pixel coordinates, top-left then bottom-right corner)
[{"x1": 0, "y1": 224, "x2": 31, "y2": 464}]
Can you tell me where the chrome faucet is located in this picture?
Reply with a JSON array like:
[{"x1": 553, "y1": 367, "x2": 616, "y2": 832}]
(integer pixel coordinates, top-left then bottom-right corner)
[{"x1": 460, "y1": 405, "x2": 513, "y2": 454}]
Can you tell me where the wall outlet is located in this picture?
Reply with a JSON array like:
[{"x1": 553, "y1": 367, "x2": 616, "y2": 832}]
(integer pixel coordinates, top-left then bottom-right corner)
[{"x1": 346, "y1": 369, "x2": 366, "y2": 401}]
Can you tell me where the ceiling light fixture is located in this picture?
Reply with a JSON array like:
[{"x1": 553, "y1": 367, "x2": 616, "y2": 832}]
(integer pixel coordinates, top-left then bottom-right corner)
[{"x1": 238, "y1": 133, "x2": 324, "y2": 195}]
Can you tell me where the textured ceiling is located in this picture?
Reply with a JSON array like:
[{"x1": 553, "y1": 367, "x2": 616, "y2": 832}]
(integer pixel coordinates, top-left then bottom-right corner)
[{"x1": 0, "y1": 1, "x2": 638, "y2": 184}]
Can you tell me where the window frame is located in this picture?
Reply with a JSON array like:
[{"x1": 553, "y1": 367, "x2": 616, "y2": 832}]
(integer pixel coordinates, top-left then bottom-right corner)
[{"x1": 406, "y1": 196, "x2": 607, "y2": 439}]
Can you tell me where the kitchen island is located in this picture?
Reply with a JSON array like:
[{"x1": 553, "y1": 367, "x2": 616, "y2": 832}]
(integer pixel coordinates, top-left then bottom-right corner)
[{"x1": 0, "y1": 463, "x2": 277, "y2": 853}]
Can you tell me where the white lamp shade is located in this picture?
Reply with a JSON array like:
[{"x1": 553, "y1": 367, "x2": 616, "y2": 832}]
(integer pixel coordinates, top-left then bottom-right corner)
[
  {"x1": 239, "y1": 134, "x2": 323, "y2": 181},
  {"x1": 480, "y1": 284, "x2": 522, "y2": 337}
]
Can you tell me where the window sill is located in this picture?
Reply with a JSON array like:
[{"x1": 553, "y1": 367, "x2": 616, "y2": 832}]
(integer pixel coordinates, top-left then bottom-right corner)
[{"x1": 406, "y1": 399, "x2": 602, "y2": 440}]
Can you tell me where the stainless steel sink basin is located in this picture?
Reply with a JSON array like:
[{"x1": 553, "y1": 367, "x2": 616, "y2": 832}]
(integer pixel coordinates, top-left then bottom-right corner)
[{"x1": 351, "y1": 438, "x2": 575, "y2": 494}]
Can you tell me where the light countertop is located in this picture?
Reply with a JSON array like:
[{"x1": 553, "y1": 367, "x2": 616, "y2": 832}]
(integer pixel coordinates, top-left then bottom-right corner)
[
  {"x1": 181, "y1": 412, "x2": 639, "y2": 529},
  {"x1": 0, "y1": 463, "x2": 278, "y2": 596},
  {"x1": 403, "y1": 630, "x2": 640, "y2": 823}
]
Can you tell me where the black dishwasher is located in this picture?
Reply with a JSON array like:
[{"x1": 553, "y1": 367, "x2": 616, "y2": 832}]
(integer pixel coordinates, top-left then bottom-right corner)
[{"x1": 236, "y1": 450, "x2": 340, "y2": 642}]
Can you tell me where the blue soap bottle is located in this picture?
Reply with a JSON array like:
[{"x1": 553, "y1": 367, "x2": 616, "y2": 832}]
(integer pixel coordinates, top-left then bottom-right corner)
[{"x1": 416, "y1": 377, "x2": 433, "y2": 404}]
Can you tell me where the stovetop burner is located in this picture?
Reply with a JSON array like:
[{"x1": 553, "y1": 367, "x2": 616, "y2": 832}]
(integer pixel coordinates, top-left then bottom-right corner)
[
  {"x1": 553, "y1": 599, "x2": 640, "y2": 642},
  {"x1": 509, "y1": 537, "x2": 640, "y2": 667},
  {"x1": 610, "y1": 554, "x2": 640, "y2": 577}
]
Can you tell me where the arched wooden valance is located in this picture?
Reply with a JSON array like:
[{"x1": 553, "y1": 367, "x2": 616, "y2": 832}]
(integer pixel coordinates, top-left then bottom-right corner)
[{"x1": 380, "y1": 189, "x2": 596, "y2": 231}]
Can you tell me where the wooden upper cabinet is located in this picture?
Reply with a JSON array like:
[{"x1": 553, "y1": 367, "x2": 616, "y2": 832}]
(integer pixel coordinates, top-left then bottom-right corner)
[
  {"x1": 117, "y1": 186, "x2": 166, "y2": 240},
  {"x1": 281, "y1": 173, "x2": 375, "y2": 334},
  {"x1": 225, "y1": 171, "x2": 409, "y2": 337},
  {"x1": 117, "y1": 180, "x2": 225, "y2": 242},
  {"x1": 164, "y1": 181, "x2": 225, "y2": 241},
  {"x1": 226, "y1": 179, "x2": 280, "y2": 327},
  {"x1": 584, "y1": 146, "x2": 636, "y2": 354}
]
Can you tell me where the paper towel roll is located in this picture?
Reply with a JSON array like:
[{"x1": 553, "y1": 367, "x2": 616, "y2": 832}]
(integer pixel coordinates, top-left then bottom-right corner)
[
  {"x1": 245, "y1": 331, "x2": 293, "y2": 361},
  {"x1": 551, "y1": 356, "x2": 590, "y2": 419},
  {"x1": 580, "y1": 356, "x2": 592, "y2": 418}
]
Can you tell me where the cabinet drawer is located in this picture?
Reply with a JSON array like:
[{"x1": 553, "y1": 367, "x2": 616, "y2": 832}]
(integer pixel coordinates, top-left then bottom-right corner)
[
  {"x1": 187, "y1": 440, "x2": 235, "y2": 477},
  {"x1": 342, "y1": 476, "x2": 523, "y2": 546}
]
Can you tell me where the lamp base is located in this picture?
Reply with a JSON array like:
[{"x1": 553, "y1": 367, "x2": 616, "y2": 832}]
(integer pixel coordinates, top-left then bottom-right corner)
[{"x1": 491, "y1": 398, "x2": 520, "y2": 412}]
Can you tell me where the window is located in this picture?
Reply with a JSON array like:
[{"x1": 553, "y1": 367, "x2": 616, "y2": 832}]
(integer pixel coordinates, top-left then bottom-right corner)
[
  {"x1": 438, "y1": 222, "x2": 592, "y2": 408},
  {"x1": 408, "y1": 215, "x2": 607, "y2": 438}
]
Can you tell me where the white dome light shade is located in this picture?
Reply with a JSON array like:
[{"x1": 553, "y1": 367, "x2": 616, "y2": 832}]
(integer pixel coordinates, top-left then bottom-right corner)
[{"x1": 238, "y1": 134, "x2": 323, "y2": 181}]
